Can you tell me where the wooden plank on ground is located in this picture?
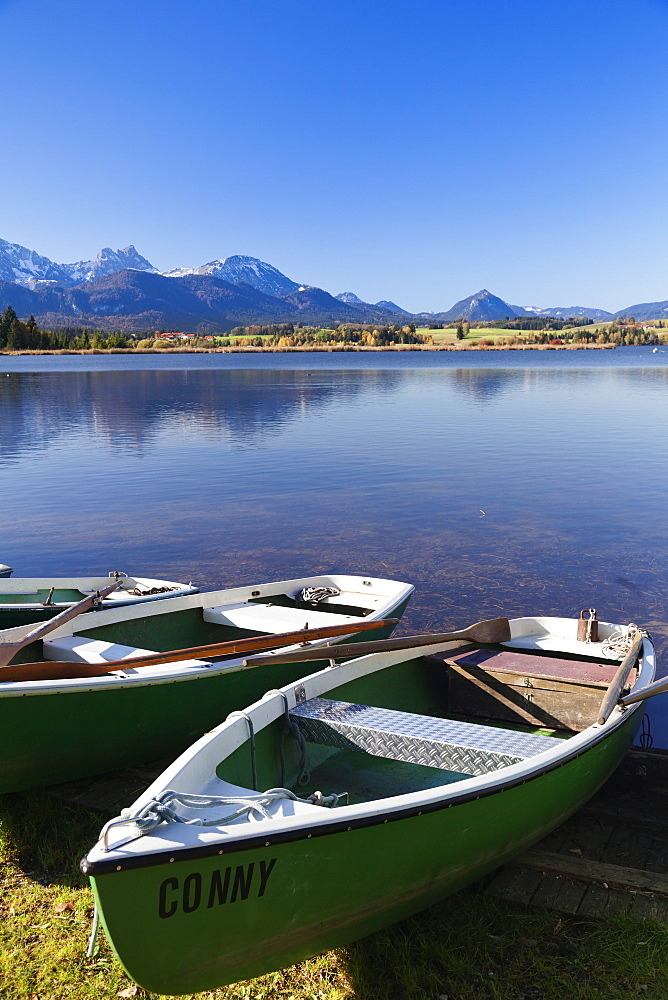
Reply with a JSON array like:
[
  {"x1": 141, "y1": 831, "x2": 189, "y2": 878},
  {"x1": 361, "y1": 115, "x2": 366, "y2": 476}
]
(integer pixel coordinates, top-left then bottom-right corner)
[
  {"x1": 625, "y1": 827, "x2": 656, "y2": 873},
  {"x1": 603, "y1": 818, "x2": 640, "y2": 869},
  {"x1": 518, "y1": 849, "x2": 668, "y2": 897},
  {"x1": 480, "y1": 748, "x2": 668, "y2": 920},
  {"x1": 644, "y1": 831, "x2": 668, "y2": 874},
  {"x1": 528, "y1": 873, "x2": 566, "y2": 912},
  {"x1": 483, "y1": 865, "x2": 545, "y2": 906},
  {"x1": 567, "y1": 813, "x2": 613, "y2": 862},
  {"x1": 629, "y1": 893, "x2": 668, "y2": 923},
  {"x1": 589, "y1": 747, "x2": 668, "y2": 825},
  {"x1": 550, "y1": 876, "x2": 588, "y2": 915},
  {"x1": 590, "y1": 886, "x2": 635, "y2": 918},
  {"x1": 577, "y1": 882, "x2": 613, "y2": 919}
]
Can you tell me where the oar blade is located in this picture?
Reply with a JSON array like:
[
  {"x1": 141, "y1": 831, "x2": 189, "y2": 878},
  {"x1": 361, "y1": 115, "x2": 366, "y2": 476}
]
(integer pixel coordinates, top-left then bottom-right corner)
[
  {"x1": 243, "y1": 617, "x2": 511, "y2": 667},
  {"x1": 461, "y1": 617, "x2": 511, "y2": 644}
]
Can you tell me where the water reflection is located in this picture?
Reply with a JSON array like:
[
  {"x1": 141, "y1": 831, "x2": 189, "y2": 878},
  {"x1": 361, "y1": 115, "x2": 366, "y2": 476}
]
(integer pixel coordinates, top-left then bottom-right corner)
[
  {"x1": 2, "y1": 363, "x2": 668, "y2": 743},
  {"x1": 447, "y1": 364, "x2": 668, "y2": 402},
  {"x1": 447, "y1": 369, "x2": 520, "y2": 400},
  {"x1": 0, "y1": 369, "x2": 405, "y2": 459},
  {"x1": 6, "y1": 365, "x2": 668, "y2": 462}
]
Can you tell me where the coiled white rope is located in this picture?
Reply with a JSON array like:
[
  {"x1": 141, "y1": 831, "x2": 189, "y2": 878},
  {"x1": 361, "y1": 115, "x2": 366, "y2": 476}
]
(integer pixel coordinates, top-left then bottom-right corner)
[
  {"x1": 100, "y1": 785, "x2": 346, "y2": 849},
  {"x1": 601, "y1": 622, "x2": 646, "y2": 659},
  {"x1": 86, "y1": 785, "x2": 346, "y2": 958}
]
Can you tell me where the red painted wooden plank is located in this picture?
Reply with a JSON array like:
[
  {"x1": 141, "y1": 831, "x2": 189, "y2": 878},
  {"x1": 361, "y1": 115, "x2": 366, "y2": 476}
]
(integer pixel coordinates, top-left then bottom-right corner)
[{"x1": 442, "y1": 648, "x2": 619, "y2": 686}]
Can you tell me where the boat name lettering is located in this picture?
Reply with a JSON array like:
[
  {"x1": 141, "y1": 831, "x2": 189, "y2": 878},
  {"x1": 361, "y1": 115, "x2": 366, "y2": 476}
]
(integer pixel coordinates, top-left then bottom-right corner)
[{"x1": 158, "y1": 858, "x2": 277, "y2": 918}]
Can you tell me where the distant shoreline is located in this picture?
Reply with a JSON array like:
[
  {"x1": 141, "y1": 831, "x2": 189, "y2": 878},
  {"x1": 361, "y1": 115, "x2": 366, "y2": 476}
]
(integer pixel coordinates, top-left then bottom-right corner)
[{"x1": 0, "y1": 343, "x2": 618, "y2": 356}]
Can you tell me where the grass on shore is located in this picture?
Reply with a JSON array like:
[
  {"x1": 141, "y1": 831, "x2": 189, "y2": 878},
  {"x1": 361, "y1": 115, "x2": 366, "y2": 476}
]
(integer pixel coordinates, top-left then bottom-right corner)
[
  {"x1": 414, "y1": 326, "x2": 600, "y2": 346},
  {"x1": 1, "y1": 788, "x2": 667, "y2": 1000},
  {"x1": 416, "y1": 326, "x2": 520, "y2": 345}
]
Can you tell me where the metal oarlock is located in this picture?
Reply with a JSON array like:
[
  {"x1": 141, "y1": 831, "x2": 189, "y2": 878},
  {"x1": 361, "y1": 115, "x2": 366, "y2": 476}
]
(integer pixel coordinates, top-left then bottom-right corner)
[{"x1": 577, "y1": 608, "x2": 598, "y2": 643}]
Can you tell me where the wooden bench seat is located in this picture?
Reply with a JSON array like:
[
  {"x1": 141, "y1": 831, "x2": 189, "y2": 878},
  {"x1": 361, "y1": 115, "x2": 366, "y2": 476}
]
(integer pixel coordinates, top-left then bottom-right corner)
[
  {"x1": 202, "y1": 601, "x2": 360, "y2": 632},
  {"x1": 427, "y1": 647, "x2": 621, "y2": 732},
  {"x1": 290, "y1": 697, "x2": 559, "y2": 777}
]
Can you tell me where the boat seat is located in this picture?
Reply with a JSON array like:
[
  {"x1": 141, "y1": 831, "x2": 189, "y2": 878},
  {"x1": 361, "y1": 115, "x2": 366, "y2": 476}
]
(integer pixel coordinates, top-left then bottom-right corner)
[
  {"x1": 290, "y1": 697, "x2": 560, "y2": 777},
  {"x1": 202, "y1": 601, "x2": 360, "y2": 632},
  {"x1": 427, "y1": 647, "x2": 620, "y2": 733},
  {"x1": 42, "y1": 635, "x2": 210, "y2": 672}
]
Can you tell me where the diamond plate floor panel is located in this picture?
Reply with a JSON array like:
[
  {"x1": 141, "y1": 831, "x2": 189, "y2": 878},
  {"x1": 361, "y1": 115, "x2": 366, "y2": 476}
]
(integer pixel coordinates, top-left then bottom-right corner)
[{"x1": 291, "y1": 697, "x2": 560, "y2": 776}]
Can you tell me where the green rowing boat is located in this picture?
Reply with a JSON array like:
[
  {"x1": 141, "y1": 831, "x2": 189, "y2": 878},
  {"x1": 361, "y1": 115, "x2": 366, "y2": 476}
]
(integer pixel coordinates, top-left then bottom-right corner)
[
  {"x1": 0, "y1": 573, "x2": 413, "y2": 792},
  {"x1": 82, "y1": 613, "x2": 654, "y2": 994},
  {"x1": 0, "y1": 572, "x2": 199, "y2": 629}
]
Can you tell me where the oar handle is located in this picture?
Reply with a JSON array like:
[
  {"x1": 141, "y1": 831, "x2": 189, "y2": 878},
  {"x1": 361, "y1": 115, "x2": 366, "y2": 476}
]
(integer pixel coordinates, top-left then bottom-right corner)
[
  {"x1": 597, "y1": 634, "x2": 644, "y2": 724},
  {"x1": 619, "y1": 665, "x2": 668, "y2": 707}
]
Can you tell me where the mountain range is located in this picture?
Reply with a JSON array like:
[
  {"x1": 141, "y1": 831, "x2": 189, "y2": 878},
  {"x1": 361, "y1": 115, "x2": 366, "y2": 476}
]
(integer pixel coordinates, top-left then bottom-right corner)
[
  {"x1": 0, "y1": 239, "x2": 157, "y2": 288},
  {"x1": 0, "y1": 238, "x2": 665, "y2": 332}
]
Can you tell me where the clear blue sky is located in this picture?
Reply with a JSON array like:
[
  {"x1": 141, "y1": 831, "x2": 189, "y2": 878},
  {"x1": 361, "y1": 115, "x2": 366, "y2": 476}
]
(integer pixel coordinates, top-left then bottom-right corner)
[{"x1": 1, "y1": 0, "x2": 667, "y2": 312}]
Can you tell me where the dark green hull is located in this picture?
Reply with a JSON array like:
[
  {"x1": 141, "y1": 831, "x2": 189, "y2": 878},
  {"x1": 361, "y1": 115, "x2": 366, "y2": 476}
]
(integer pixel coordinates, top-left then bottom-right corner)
[
  {"x1": 0, "y1": 602, "x2": 408, "y2": 793},
  {"x1": 0, "y1": 657, "x2": 333, "y2": 791},
  {"x1": 88, "y1": 710, "x2": 641, "y2": 995}
]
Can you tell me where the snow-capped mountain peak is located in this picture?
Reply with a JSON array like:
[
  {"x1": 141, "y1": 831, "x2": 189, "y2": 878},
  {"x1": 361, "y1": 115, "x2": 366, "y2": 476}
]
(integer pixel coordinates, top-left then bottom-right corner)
[
  {"x1": 162, "y1": 254, "x2": 301, "y2": 297},
  {"x1": 0, "y1": 239, "x2": 157, "y2": 287},
  {"x1": 65, "y1": 245, "x2": 158, "y2": 284},
  {"x1": 0, "y1": 238, "x2": 70, "y2": 286}
]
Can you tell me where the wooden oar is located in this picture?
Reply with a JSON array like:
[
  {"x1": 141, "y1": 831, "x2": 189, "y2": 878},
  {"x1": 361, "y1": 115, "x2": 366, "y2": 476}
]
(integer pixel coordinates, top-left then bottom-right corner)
[
  {"x1": 243, "y1": 617, "x2": 511, "y2": 667},
  {"x1": 0, "y1": 618, "x2": 398, "y2": 682},
  {"x1": 0, "y1": 579, "x2": 123, "y2": 668},
  {"x1": 618, "y1": 657, "x2": 668, "y2": 708},
  {"x1": 597, "y1": 634, "x2": 644, "y2": 724}
]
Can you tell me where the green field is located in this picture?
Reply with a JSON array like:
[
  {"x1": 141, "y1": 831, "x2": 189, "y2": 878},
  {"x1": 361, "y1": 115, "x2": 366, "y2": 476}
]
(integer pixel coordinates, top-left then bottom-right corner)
[{"x1": 415, "y1": 326, "x2": 552, "y2": 345}]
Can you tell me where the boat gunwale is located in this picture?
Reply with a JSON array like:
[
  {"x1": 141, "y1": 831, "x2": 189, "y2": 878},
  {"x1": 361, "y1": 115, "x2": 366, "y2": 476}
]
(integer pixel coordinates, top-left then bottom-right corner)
[
  {"x1": 82, "y1": 626, "x2": 654, "y2": 877},
  {"x1": 81, "y1": 702, "x2": 645, "y2": 876},
  {"x1": 0, "y1": 576, "x2": 199, "y2": 610}
]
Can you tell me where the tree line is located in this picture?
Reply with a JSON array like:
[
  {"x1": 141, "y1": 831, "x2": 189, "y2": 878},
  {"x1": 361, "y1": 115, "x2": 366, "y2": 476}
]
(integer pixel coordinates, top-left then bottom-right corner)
[
  {"x1": 0, "y1": 306, "x2": 129, "y2": 351},
  {"x1": 2, "y1": 304, "x2": 662, "y2": 351},
  {"x1": 213, "y1": 323, "x2": 431, "y2": 348},
  {"x1": 0, "y1": 310, "x2": 432, "y2": 351},
  {"x1": 0, "y1": 307, "x2": 130, "y2": 350},
  {"x1": 465, "y1": 317, "x2": 594, "y2": 331}
]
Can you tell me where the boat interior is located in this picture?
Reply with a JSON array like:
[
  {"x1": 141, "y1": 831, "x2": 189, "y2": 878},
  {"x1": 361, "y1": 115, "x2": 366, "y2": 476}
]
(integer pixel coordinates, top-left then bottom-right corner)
[
  {"x1": 4, "y1": 577, "x2": 408, "y2": 671},
  {"x1": 0, "y1": 587, "x2": 89, "y2": 607},
  {"x1": 212, "y1": 633, "x2": 639, "y2": 810}
]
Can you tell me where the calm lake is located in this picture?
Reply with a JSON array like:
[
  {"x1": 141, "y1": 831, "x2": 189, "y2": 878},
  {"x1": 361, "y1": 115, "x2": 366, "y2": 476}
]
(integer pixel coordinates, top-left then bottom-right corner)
[{"x1": 2, "y1": 347, "x2": 668, "y2": 744}]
